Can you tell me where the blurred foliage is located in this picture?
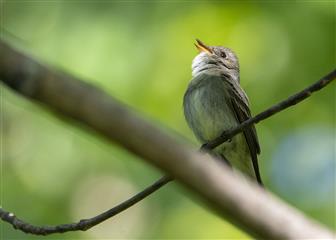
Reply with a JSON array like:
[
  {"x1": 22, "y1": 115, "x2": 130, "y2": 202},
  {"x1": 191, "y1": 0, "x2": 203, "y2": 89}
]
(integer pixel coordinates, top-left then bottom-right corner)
[{"x1": 1, "y1": 1, "x2": 335, "y2": 239}]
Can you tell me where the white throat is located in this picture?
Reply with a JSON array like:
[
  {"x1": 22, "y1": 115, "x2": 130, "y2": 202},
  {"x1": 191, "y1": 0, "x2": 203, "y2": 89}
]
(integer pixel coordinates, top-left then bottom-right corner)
[{"x1": 191, "y1": 52, "x2": 222, "y2": 78}]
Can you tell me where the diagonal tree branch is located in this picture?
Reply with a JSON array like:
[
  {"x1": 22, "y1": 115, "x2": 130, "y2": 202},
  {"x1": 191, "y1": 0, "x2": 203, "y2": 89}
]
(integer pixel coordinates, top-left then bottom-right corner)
[{"x1": 0, "y1": 41, "x2": 335, "y2": 238}]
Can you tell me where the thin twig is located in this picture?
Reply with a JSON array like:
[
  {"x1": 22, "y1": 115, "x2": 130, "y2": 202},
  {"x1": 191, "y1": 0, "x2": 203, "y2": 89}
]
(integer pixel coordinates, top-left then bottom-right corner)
[
  {"x1": 0, "y1": 176, "x2": 172, "y2": 235},
  {"x1": 202, "y1": 69, "x2": 336, "y2": 150}
]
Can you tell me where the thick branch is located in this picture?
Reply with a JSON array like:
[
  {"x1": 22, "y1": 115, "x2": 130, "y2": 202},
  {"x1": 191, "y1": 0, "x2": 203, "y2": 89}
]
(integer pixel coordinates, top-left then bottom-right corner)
[{"x1": 0, "y1": 41, "x2": 334, "y2": 239}]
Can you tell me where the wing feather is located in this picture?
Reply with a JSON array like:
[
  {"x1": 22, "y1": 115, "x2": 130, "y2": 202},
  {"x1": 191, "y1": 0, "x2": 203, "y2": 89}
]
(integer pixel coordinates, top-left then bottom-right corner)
[{"x1": 223, "y1": 77, "x2": 263, "y2": 185}]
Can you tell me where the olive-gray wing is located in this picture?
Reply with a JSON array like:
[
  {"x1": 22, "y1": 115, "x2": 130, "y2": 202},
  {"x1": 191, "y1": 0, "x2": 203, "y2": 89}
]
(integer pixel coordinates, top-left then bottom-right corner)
[{"x1": 225, "y1": 79, "x2": 263, "y2": 185}]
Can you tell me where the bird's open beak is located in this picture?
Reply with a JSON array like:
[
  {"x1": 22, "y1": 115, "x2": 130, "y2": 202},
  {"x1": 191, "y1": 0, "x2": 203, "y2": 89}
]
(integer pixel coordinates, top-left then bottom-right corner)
[{"x1": 195, "y1": 39, "x2": 213, "y2": 54}]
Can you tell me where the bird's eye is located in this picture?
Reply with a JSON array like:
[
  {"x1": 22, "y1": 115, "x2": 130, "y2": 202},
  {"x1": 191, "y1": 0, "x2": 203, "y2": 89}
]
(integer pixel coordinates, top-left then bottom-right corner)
[{"x1": 220, "y1": 51, "x2": 227, "y2": 58}]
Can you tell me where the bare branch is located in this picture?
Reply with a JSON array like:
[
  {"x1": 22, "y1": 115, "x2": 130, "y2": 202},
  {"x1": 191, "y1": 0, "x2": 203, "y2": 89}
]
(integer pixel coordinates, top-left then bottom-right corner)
[
  {"x1": 0, "y1": 41, "x2": 335, "y2": 239},
  {"x1": 0, "y1": 176, "x2": 172, "y2": 235}
]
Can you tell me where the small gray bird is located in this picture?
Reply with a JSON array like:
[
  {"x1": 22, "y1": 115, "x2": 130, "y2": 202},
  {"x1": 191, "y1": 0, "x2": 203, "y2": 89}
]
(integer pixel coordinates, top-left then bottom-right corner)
[{"x1": 183, "y1": 39, "x2": 263, "y2": 185}]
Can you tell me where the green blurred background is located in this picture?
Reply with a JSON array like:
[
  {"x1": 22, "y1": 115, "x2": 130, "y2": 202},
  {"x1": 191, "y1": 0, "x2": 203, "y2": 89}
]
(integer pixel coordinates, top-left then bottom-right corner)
[{"x1": 1, "y1": 1, "x2": 335, "y2": 239}]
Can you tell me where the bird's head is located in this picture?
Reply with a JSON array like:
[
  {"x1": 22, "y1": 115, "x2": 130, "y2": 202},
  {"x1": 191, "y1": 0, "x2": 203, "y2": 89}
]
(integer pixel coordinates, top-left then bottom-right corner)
[{"x1": 192, "y1": 39, "x2": 239, "y2": 80}]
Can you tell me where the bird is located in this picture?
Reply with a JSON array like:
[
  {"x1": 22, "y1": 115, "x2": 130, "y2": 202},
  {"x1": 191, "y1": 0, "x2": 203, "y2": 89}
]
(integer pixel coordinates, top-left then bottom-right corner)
[{"x1": 183, "y1": 39, "x2": 263, "y2": 186}]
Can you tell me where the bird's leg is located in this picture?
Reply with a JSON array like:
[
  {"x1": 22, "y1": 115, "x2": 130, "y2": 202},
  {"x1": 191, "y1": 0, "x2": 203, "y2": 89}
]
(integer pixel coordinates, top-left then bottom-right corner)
[{"x1": 220, "y1": 129, "x2": 232, "y2": 143}]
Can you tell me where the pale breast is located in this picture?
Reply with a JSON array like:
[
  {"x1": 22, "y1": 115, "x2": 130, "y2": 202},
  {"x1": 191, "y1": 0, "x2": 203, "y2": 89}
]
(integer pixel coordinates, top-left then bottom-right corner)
[{"x1": 183, "y1": 74, "x2": 238, "y2": 143}]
